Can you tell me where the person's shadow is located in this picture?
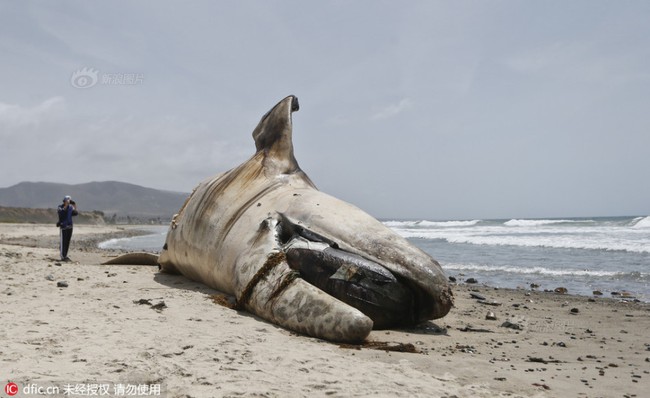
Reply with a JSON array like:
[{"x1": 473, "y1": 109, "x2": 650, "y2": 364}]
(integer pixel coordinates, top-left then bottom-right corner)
[{"x1": 153, "y1": 270, "x2": 218, "y2": 295}]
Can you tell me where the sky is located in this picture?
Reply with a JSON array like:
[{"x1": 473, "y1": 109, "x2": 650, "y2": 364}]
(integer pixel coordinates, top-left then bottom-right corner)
[{"x1": 1, "y1": 1, "x2": 649, "y2": 220}]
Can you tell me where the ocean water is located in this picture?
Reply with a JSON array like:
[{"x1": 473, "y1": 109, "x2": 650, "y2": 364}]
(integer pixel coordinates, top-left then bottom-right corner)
[
  {"x1": 99, "y1": 216, "x2": 650, "y2": 301},
  {"x1": 386, "y1": 216, "x2": 649, "y2": 301},
  {"x1": 98, "y1": 226, "x2": 168, "y2": 253}
]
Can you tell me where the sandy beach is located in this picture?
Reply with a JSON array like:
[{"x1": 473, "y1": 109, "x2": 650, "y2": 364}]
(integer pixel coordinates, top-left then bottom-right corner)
[{"x1": 1, "y1": 223, "x2": 648, "y2": 397}]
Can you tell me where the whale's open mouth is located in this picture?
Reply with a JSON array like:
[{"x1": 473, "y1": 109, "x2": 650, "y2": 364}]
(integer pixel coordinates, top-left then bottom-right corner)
[{"x1": 276, "y1": 214, "x2": 428, "y2": 329}]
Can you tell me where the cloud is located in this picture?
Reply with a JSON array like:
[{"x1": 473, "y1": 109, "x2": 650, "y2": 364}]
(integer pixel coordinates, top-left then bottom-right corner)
[
  {"x1": 370, "y1": 98, "x2": 412, "y2": 120},
  {"x1": 0, "y1": 97, "x2": 66, "y2": 128},
  {"x1": 501, "y1": 40, "x2": 650, "y2": 86}
]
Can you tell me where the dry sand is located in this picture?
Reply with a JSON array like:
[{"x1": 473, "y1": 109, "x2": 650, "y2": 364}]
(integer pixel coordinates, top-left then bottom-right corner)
[{"x1": 1, "y1": 223, "x2": 648, "y2": 397}]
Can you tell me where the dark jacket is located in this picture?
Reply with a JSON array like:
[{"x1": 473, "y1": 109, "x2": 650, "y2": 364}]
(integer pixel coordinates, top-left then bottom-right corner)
[{"x1": 57, "y1": 204, "x2": 78, "y2": 229}]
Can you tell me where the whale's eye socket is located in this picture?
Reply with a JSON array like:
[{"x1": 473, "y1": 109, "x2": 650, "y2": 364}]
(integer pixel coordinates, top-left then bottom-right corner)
[{"x1": 276, "y1": 216, "x2": 338, "y2": 249}]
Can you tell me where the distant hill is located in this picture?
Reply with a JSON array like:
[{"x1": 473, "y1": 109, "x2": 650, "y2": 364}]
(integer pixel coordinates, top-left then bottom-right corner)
[{"x1": 0, "y1": 181, "x2": 188, "y2": 222}]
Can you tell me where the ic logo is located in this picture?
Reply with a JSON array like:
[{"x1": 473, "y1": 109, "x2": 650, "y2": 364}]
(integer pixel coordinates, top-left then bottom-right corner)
[{"x1": 5, "y1": 382, "x2": 18, "y2": 396}]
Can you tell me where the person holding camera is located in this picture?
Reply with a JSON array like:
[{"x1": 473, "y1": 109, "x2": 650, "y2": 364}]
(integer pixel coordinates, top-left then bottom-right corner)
[{"x1": 57, "y1": 195, "x2": 78, "y2": 261}]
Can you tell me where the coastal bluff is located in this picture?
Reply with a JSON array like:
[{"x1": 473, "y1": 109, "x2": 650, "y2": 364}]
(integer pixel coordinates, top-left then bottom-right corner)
[{"x1": 0, "y1": 206, "x2": 105, "y2": 225}]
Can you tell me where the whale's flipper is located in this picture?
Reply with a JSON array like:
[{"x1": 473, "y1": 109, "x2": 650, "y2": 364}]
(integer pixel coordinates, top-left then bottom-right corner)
[{"x1": 102, "y1": 252, "x2": 160, "y2": 266}]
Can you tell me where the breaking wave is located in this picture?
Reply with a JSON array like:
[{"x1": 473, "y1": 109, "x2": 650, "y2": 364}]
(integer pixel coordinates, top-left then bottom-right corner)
[
  {"x1": 504, "y1": 219, "x2": 592, "y2": 227},
  {"x1": 396, "y1": 229, "x2": 650, "y2": 254},
  {"x1": 632, "y1": 216, "x2": 650, "y2": 228},
  {"x1": 383, "y1": 219, "x2": 481, "y2": 228}
]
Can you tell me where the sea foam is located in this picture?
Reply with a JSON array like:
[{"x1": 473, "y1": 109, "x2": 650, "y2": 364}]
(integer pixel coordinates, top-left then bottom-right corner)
[{"x1": 443, "y1": 263, "x2": 648, "y2": 281}]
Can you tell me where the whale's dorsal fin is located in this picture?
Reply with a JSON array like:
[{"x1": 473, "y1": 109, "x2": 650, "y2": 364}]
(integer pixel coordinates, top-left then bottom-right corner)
[{"x1": 252, "y1": 95, "x2": 300, "y2": 174}]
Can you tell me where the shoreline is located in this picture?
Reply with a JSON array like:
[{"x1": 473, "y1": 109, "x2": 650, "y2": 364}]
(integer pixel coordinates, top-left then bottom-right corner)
[
  {"x1": 0, "y1": 223, "x2": 155, "y2": 253},
  {"x1": 1, "y1": 223, "x2": 648, "y2": 397}
]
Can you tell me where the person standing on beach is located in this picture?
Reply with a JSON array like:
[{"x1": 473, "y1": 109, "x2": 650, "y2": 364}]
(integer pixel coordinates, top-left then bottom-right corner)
[{"x1": 57, "y1": 195, "x2": 78, "y2": 261}]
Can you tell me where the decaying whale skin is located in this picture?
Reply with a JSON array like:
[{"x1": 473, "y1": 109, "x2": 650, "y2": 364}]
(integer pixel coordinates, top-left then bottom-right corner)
[{"x1": 157, "y1": 95, "x2": 453, "y2": 342}]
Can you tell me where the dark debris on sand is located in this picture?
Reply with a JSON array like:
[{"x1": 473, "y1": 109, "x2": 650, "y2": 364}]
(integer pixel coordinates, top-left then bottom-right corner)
[{"x1": 339, "y1": 341, "x2": 419, "y2": 353}]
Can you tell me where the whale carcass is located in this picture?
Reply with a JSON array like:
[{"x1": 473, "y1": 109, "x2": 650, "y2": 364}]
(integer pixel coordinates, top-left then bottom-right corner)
[{"x1": 147, "y1": 96, "x2": 453, "y2": 342}]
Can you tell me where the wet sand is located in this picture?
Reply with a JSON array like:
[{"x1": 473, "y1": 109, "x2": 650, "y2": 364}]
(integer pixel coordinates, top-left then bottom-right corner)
[{"x1": 1, "y1": 223, "x2": 648, "y2": 397}]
